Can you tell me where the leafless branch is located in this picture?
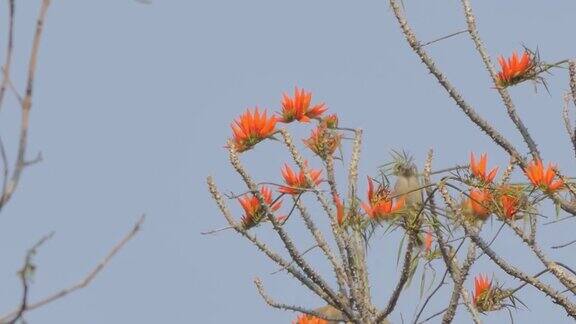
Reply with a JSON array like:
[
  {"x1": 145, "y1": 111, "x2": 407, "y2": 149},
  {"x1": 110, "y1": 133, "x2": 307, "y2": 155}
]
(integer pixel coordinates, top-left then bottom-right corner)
[
  {"x1": 460, "y1": 0, "x2": 540, "y2": 160},
  {"x1": 227, "y1": 145, "x2": 351, "y2": 315},
  {"x1": 420, "y1": 29, "x2": 468, "y2": 48},
  {"x1": 387, "y1": 0, "x2": 523, "y2": 163},
  {"x1": 0, "y1": 0, "x2": 51, "y2": 212},
  {"x1": 569, "y1": 61, "x2": 576, "y2": 111},
  {"x1": 0, "y1": 215, "x2": 145, "y2": 323},
  {"x1": 562, "y1": 93, "x2": 576, "y2": 157},
  {"x1": 8, "y1": 232, "x2": 54, "y2": 324},
  {"x1": 207, "y1": 176, "x2": 347, "y2": 314},
  {"x1": 0, "y1": 0, "x2": 16, "y2": 112},
  {"x1": 254, "y1": 278, "x2": 347, "y2": 322}
]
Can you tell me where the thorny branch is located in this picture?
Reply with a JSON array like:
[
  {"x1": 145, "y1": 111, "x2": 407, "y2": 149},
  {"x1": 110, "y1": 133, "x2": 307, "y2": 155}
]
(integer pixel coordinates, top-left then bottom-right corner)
[
  {"x1": 207, "y1": 2, "x2": 576, "y2": 323},
  {"x1": 207, "y1": 175, "x2": 353, "y2": 320},
  {"x1": 439, "y1": 183, "x2": 576, "y2": 318},
  {"x1": 460, "y1": 0, "x2": 540, "y2": 161},
  {"x1": 254, "y1": 278, "x2": 344, "y2": 322}
]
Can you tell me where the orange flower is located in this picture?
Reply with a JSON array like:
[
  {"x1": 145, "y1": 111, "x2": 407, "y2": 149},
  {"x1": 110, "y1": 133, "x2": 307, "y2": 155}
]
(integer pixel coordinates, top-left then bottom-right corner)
[
  {"x1": 279, "y1": 87, "x2": 327, "y2": 123},
  {"x1": 230, "y1": 108, "x2": 277, "y2": 152},
  {"x1": 473, "y1": 274, "x2": 492, "y2": 306},
  {"x1": 424, "y1": 230, "x2": 433, "y2": 254},
  {"x1": 525, "y1": 159, "x2": 564, "y2": 192},
  {"x1": 496, "y1": 51, "x2": 534, "y2": 87},
  {"x1": 468, "y1": 188, "x2": 492, "y2": 220},
  {"x1": 322, "y1": 114, "x2": 339, "y2": 129},
  {"x1": 334, "y1": 195, "x2": 345, "y2": 226},
  {"x1": 303, "y1": 125, "x2": 342, "y2": 159},
  {"x1": 361, "y1": 176, "x2": 405, "y2": 220},
  {"x1": 500, "y1": 194, "x2": 519, "y2": 220},
  {"x1": 279, "y1": 162, "x2": 323, "y2": 195},
  {"x1": 470, "y1": 152, "x2": 498, "y2": 184},
  {"x1": 293, "y1": 314, "x2": 327, "y2": 324},
  {"x1": 238, "y1": 186, "x2": 282, "y2": 229}
]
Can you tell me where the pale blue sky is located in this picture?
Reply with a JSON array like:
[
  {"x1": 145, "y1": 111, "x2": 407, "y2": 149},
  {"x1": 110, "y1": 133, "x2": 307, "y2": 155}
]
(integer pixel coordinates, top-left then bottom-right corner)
[{"x1": 1, "y1": 0, "x2": 575, "y2": 323}]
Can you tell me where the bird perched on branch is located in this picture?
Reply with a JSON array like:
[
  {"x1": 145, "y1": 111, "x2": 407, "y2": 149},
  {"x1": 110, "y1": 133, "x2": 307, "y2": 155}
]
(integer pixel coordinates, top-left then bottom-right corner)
[
  {"x1": 393, "y1": 160, "x2": 422, "y2": 207},
  {"x1": 313, "y1": 305, "x2": 344, "y2": 323},
  {"x1": 392, "y1": 152, "x2": 424, "y2": 245}
]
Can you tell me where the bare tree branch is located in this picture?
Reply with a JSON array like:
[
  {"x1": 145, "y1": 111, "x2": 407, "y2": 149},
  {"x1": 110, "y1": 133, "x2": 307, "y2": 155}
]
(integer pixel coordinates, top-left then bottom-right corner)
[
  {"x1": 0, "y1": 215, "x2": 145, "y2": 323},
  {"x1": 254, "y1": 278, "x2": 347, "y2": 323},
  {"x1": 207, "y1": 176, "x2": 348, "y2": 315},
  {"x1": 0, "y1": 0, "x2": 51, "y2": 212},
  {"x1": 387, "y1": 0, "x2": 523, "y2": 163},
  {"x1": 0, "y1": 0, "x2": 16, "y2": 112},
  {"x1": 460, "y1": 0, "x2": 540, "y2": 160},
  {"x1": 8, "y1": 232, "x2": 54, "y2": 324}
]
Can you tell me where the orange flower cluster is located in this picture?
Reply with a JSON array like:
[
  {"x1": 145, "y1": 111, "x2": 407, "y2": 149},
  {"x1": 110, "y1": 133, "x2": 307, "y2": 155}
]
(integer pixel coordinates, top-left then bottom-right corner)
[
  {"x1": 468, "y1": 188, "x2": 492, "y2": 220},
  {"x1": 500, "y1": 193, "x2": 520, "y2": 220},
  {"x1": 525, "y1": 159, "x2": 564, "y2": 192},
  {"x1": 303, "y1": 125, "x2": 342, "y2": 159},
  {"x1": 293, "y1": 314, "x2": 327, "y2": 324},
  {"x1": 473, "y1": 274, "x2": 492, "y2": 306},
  {"x1": 424, "y1": 230, "x2": 433, "y2": 254},
  {"x1": 496, "y1": 51, "x2": 534, "y2": 87},
  {"x1": 465, "y1": 153, "x2": 526, "y2": 222},
  {"x1": 279, "y1": 162, "x2": 323, "y2": 195},
  {"x1": 470, "y1": 152, "x2": 498, "y2": 184},
  {"x1": 279, "y1": 87, "x2": 327, "y2": 123},
  {"x1": 230, "y1": 108, "x2": 277, "y2": 152},
  {"x1": 333, "y1": 195, "x2": 345, "y2": 226},
  {"x1": 238, "y1": 186, "x2": 282, "y2": 229},
  {"x1": 361, "y1": 177, "x2": 405, "y2": 220},
  {"x1": 228, "y1": 88, "x2": 335, "y2": 153},
  {"x1": 468, "y1": 187, "x2": 523, "y2": 221},
  {"x1": 322, "y1": 114, "x2": 339, "y2": 129}
]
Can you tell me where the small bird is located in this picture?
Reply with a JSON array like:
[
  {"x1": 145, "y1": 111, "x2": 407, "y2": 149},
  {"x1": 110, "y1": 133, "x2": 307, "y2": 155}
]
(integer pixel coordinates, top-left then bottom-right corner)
[
  {"x1": 392, "y1": 161, "x2": 423, "y2": 208},
  {"x1": 313, "y1": 305, "x2": 344, "y2": 323},
  {"x1": 392, "y1": 153, "x2": 424, "y2": 246}
]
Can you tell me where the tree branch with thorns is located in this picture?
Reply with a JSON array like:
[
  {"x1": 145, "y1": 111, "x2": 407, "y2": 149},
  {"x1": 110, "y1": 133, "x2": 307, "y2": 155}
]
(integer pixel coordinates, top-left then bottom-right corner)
[{"x1": 207, "y1": 2, "x2": 576, "y2": 323}]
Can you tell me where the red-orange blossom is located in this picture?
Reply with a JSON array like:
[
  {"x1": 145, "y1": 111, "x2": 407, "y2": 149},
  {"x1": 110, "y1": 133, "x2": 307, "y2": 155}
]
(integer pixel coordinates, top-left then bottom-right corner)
[
  {"x1": 279, "y1": 87, "x2": 327, "y2": 123},
  {"x1": 230, "y1": 108, "x2": 277, "y2": 152}
]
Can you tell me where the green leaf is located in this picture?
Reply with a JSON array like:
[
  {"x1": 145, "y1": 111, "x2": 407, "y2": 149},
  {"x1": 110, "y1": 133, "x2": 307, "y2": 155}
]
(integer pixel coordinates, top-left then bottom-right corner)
[
  {"x1": 419, "y1": 268, "x2": 426, "y2": 298},
  {"x1": 396, "y1": 234, "x2": 406, "y2": 267}
]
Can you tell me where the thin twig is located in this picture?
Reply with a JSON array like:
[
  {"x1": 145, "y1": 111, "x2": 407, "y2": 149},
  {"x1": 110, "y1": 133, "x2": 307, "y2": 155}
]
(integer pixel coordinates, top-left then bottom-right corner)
[
  {"x1": 0, "y1": 215, "x2": 145, "y2": 323},
  {"x1": 271, "y1": 244, "x2": 320, "y2": 275},
  {"x1": 387, "y1": 0, "x2": 523, "y2": 163},
  {"x1": 8, "y1": 232, "x2": 54, "y2": 324},
  {"x1": 254, "y1": 278, "x2": 347, "y2": 322},
  {"x1": 0, "y1": 0, "x2": 16, "y2": 112},
  {"x1": 0, "y1": 0, "x2": 51, "y2": 212},
  {"x1": 419, "y1": 29, "x2": 468, "y2": 48},
  {"x1": 552, "y1": 238, "x2": 576, "y2": 250},
  {"x1": 207, "y1": 176, "x2": 345, "y2": 314}
]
